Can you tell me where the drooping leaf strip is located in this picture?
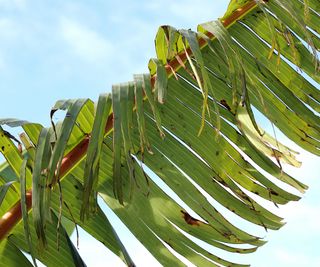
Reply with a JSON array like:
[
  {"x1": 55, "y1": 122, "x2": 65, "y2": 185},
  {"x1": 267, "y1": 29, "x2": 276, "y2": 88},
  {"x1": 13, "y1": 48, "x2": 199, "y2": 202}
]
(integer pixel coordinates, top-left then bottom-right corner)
[
  {"x1": 47, "y1": 99, "x2": 91, "y2": 188},
  {"x1": 179, "y1": 28, "x2": 221, "y2": 136},
  {"x1": 20, "y1": 156, "x2": 38, "y2": 267},
  {"x1": 32, "y1": 127, "x2": 52, "y2": 248},
  {"x1": 134, "y1": 75, "x2": 151, "y2": 155},
  {"x1": 81, "y1": 93, "x2": 112, "y2": 221},
  {"x1": 148, "y1": 58, "x2": 168, "y2": 104},
  {"x1": 112, "y1": 85, "x2": 124, "y2": 205},
  {"x1": 141, "y1": 74, "x2": 164, "y2": 137},
  {"x1": 155, "y1": 25, "x2": 180, "y2": 64},
  {"x1": 45, "y1": 99, "x2": 92, "y2": 225},
  {"x1": 119, "y1": 84, "x2": 136, "y2": 200}
]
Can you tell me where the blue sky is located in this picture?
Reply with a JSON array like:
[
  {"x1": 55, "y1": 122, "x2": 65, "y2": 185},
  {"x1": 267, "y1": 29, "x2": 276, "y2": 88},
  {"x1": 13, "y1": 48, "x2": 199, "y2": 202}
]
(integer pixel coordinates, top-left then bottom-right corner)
[{"x1": 0, "y1": 0, "x2": 319, "y2": 266}]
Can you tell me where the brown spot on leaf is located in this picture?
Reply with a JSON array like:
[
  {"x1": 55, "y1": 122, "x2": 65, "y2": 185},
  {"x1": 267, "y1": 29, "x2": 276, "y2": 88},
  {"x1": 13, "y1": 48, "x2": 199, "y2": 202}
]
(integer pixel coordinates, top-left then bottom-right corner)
[
  {"x1": 181, "y1": 210, "x2": 201, "y2": 226},
  {"x1": 269, "y1": 189, "x2": 279, "y2": 196},
  {"x1": 220, "y1": 180, "x2": 228, "y2": 187},
  {"x1": 220, "y1": 99, "x2": 231, "y2": 112}
]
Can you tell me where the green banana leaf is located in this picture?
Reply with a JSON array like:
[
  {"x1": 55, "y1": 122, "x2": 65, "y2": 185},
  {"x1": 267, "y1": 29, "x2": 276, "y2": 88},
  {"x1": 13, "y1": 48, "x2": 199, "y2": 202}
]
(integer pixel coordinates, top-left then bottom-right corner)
[{"x1": 0, "y1": 0, "x2": 319, "y2": 266}]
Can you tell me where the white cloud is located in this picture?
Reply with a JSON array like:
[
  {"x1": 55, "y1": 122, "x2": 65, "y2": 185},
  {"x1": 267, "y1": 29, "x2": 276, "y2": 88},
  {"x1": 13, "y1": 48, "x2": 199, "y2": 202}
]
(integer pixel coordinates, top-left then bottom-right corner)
[
  {"x1": 274, "y1": 249, "x2": 320, "y2": 266},
  {"x1": 278, "y1": 202, "x2": 320, "y2": 232},
  {"x1": 60, "y1": 17, "x2": 114, "y2": 63}
]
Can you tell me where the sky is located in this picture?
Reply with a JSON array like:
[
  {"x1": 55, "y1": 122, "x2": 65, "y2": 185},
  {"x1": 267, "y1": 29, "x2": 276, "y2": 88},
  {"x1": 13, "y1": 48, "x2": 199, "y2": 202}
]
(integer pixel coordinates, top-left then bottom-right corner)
[{"x1": 0, "y1": 0, "x2": 319, "y2": 266}]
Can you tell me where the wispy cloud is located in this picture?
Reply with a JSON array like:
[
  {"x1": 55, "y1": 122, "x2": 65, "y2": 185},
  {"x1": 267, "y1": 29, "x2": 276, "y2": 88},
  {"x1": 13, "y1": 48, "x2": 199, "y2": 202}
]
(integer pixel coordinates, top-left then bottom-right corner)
[
  {"x1": 274, "y1": 249, "x2": 320, "y2": 266},
  {"x1": 0, "y1": 18, "x2": 20, "y2": 71},
  {"x1": 145, "y1": 0, "x2": 228, "y2": 27},
  {"x1": 279, "y1": 201, "x2": 320, "y2": 232},
  {"x1": 0, "y1": 18, "x2": 18, "y2": 39},
  {"x1": 59, "y1": 17, "x2": 114, "y2": 63},
  {"x1": 0, "y1": 0, "x2": 26, "y2": 10}
]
